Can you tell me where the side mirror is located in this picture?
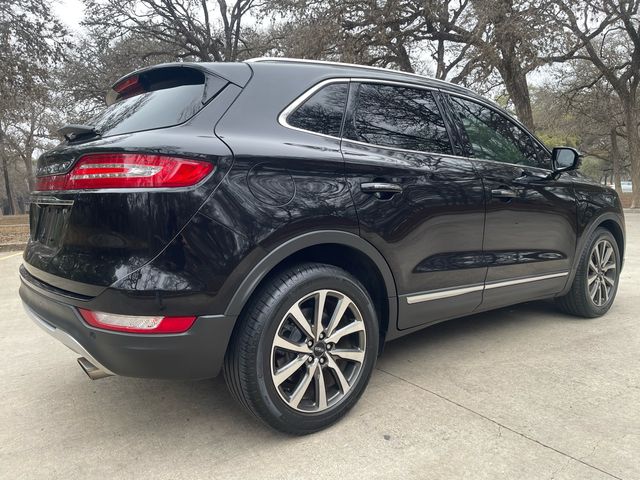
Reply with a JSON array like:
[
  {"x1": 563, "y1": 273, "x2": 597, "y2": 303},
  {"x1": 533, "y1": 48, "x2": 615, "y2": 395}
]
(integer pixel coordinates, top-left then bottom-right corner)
[{"x1": 552, "y1": 147, "x2": 581, "y2": 173}]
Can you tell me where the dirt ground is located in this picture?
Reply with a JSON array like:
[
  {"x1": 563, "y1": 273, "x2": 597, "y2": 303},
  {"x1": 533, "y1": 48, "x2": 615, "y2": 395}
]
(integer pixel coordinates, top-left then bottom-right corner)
[{"x1": 0, "y1": 223, "x2": 29, "y2": 244}]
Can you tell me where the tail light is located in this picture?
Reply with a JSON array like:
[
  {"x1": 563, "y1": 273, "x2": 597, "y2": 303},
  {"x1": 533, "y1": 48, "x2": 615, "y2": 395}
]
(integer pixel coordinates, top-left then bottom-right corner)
[
  {"x1": 79, "y1": 309, "x2": 196, "y2": 334},
  {"x1": 112, "y1": 75, "x2": 145, "y2": 101},
  {"x1": 35, "y1": 153, "x2": 214, "y2": 191}
]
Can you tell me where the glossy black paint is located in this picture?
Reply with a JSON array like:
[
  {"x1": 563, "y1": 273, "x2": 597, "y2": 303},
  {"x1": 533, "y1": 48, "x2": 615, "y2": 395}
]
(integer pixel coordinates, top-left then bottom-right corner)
[
  {"x1": 471, "y1": 160, "x2": 578, "y2": 309},
  {"x1": 21, "y1": 60, "x2": 625, "y2": 379},
  {"x1": 25, "y1": 82, "x2": 245, "y2": 293}
]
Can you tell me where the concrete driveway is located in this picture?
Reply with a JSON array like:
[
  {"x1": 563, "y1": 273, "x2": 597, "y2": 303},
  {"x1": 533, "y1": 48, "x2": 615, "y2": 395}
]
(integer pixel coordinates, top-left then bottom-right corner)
[{"x1": 1, "y1": 215, "x2": 638, "y2": 480}]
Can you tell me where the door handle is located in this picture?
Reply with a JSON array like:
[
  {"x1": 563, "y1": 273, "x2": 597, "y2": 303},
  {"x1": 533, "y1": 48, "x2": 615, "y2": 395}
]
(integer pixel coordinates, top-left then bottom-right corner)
[
  {"x1": 360, "y1": 182, "x2": 403, "y2": 194},
  {"x1": 491, "y1": 188, "x2": 518, "y2": 199},
  {"x1": 360, "y1": 182, "x2": 403, "y2": 200}
]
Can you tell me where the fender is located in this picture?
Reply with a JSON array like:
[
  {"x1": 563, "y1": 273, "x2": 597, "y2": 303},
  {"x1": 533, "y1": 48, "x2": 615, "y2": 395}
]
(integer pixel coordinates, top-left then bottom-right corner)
[
  {"x1": 558, "y1": 211, "x2": 625, "y2": 297},
  {"x1": 224, "y1": 230, "x2": 398, "y2": 319}
]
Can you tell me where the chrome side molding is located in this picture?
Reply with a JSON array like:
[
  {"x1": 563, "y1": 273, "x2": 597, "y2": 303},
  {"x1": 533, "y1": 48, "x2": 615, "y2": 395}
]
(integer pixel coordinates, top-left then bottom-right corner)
[
  {"x1": 485, "y1": 272, "x2": 569, "y2": 290},
  {"x1": 406, "y1": 272, "x2": 569, "y2": 304},
  {"x1": 406, "y1": 285, "x2": 484, "y2": 304}
]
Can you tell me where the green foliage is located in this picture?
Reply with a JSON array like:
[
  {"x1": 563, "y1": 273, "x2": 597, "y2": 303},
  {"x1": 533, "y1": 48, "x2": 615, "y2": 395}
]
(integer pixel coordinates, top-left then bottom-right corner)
[
  {"x1": 536, "y1": 132, "x2": 579, "y2": 150},
  {"x1": 579, "y1": 156, "x2": 606, "y2": 181}
]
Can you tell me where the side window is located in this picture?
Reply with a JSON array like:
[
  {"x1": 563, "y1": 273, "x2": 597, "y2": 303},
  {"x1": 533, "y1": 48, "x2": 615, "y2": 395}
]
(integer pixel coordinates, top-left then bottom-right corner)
[
  {"x1": 450, "y1": 96, "x2": 550, "y2": 169},
  {"x1": 286, "y1": 82, "x2": 348, "y2": 137},
  {"x1": 345, "y1": 83, "x2": 452, "y2": 154}
]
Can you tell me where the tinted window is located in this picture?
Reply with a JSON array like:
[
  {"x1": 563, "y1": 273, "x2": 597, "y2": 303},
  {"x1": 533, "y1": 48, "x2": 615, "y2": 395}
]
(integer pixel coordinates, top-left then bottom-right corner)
[
  {"x1": 346, "y1": 83, "x2": 452, "y2": 154},
  {"x1": 86, "y1": 68, "x2": 229, "y2": 138},
  {"x1": 88, "y1": 84, "x2": 210, "y2": 137},
  {"x1": 287, "y1": 83, "x2": 348, "y2": 137},
  {"x1": 450, "y1": 96, "x2": 550, "y2": 169}
]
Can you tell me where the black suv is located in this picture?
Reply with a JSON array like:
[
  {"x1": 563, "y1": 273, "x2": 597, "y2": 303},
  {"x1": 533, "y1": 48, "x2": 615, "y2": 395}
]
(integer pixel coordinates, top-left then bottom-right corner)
[{"x1": 20, "y1": 58, "x2": 625, "y2": 434}]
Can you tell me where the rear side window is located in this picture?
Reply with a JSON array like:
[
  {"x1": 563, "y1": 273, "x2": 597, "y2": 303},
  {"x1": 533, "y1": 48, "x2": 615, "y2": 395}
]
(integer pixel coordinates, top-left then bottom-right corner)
[
  {"x1": 450, "y1": 96, "x2": 550, "y2": 169},
  {"x1": 345, "y1": 83, "x2": 452, "y2": 154},
  {"x1": 287, "y1": 82, "x2": 348, "y2": 137},
  {"x1": 87, "y1": 68, "x2": 227, "y2": 138}
]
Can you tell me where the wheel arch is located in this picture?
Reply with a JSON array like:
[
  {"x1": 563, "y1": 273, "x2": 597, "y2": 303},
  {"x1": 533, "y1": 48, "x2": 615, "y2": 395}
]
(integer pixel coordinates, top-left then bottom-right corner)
[
  {"x1": 599, "y1": 218, "x2": 625, "y2": 266},
  {"x1": 224, "y1": 231, "x2": 398, "y2": 346},
  {"x1": 559, "y1": 212, "x2": 625, "y2": 296}
]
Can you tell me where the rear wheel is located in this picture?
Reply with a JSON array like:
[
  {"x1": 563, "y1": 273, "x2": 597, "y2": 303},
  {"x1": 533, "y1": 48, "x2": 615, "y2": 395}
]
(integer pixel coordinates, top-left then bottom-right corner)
[
  {"x1": 556, "y1": 228, "x2": 620, "y2": 318},
  {"x1": 223, "y1": 263, "x2": 378, "y2": 434}
]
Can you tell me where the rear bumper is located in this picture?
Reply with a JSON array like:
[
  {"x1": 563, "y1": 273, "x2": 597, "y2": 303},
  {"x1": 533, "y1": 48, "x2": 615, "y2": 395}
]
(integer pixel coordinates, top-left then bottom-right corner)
[
  {"x1": 19, "y1": 266, "x2": 237, "y2": 380},
  {"x1": 24, "y1": 303, "x2": 115, "y2": 375}
]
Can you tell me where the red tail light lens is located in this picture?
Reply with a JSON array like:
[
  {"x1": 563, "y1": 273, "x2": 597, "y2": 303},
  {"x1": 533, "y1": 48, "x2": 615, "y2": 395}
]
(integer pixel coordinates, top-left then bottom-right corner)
[
  {"x1": 79, "y1": 309, "x2": 196, "y2": 334},
  {"x1": 114, "y1": 75, "x2": 140, "y2": 93},
  {"x1": 35, "y1": 153, "x2": 214, "y2": 191},
  {"x1": 112, "y1": 75, "x2": 146, "y2": 101}
]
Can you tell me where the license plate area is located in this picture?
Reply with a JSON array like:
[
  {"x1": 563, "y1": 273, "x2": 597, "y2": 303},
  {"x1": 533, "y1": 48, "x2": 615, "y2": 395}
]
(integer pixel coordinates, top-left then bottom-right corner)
[{"x1": 30, "y1": 199, "x2": 74, "y2": 249}]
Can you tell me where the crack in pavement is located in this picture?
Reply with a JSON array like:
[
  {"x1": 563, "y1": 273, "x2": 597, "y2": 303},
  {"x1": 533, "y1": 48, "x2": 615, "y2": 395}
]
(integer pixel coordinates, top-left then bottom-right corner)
[{"x1": 375, "y1": 367, "x2": 624, "y2": 480}]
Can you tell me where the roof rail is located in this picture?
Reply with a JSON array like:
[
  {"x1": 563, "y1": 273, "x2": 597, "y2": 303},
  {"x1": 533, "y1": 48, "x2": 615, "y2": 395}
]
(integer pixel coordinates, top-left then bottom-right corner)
[{"x1": 246, "y1": 57, "x2": 453, "y2": 88}]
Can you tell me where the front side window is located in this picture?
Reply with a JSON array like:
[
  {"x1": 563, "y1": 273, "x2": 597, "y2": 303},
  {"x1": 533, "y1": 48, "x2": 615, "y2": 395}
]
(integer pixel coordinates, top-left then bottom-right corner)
[
  {"x1": 345, "y1": 83, "x2": 452, "y2": 154},
  {"x1": 449, "y1": 96, "x2": 550, "y2": 169},
  {"x1": 287, "y1": 82, "x2": 348, "y2": 137}
]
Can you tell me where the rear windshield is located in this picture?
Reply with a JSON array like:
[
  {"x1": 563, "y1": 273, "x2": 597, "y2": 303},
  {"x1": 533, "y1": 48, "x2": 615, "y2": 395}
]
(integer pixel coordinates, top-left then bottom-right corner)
[{"x1": 87, "y1": 68, "x2": 226, "y2": 137}]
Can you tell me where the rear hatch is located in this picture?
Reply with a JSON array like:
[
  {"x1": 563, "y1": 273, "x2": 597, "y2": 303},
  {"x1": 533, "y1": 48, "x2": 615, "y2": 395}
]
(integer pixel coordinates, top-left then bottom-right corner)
[{"x1": 24, "y1": 63, "x2": 249, "y2": 296}]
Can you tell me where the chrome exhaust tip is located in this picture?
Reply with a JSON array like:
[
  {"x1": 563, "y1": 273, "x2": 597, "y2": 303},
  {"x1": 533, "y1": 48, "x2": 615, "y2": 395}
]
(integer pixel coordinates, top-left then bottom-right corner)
[{"x1": 77, "y1": 357, "x2": 113, "y2": 380}]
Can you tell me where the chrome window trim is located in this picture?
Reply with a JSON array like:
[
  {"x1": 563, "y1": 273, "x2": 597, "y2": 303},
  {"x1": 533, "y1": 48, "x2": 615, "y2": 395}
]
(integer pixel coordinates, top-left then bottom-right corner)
[
  {"x1": 278, "y1": 75, "x2": 552, "y2": 170},
  {"x1": 277, "y1": 77, "x2": 350, "y2": 141},
  {"x1": 405, "y1": 271, "x2": 569, "y2": 304},
  {"x1": 279, "y1": 76, "x2": 457, "y2": 156}
]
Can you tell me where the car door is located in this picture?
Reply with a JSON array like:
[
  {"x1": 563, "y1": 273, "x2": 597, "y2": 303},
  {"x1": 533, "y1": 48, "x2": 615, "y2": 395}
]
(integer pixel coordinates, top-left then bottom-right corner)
[
  {"x1": 341, "y1": 80, "x2": 486, "y2": 330},
  {"x1": 443, "y1": 93, "x2": 578, "y2": 310}
]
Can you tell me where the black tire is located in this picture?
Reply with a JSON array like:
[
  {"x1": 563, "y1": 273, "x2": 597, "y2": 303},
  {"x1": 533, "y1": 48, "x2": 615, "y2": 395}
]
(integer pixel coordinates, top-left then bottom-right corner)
[
  {"x1": 223, "y1": 262, "x2": 379, "y2": 434},
  {"x1": 556, "y1": 227, "x2": 621, "y2": 318}
]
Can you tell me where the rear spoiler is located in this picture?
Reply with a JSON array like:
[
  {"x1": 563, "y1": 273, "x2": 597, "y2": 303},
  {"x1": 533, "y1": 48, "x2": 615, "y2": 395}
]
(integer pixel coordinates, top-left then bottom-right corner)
[{"x1": 106, "y1": 62, "x2": 252, "y2": 106}]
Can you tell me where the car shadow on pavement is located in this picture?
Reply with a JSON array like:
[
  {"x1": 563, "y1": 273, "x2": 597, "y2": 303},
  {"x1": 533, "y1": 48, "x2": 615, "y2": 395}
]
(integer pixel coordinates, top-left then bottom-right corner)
[
  {"x1": 380, "y1": 299, "x2": 565, "y2": 358},
  {"x1": 41, "y1": 299, "x2": 571, "y2": 440}
]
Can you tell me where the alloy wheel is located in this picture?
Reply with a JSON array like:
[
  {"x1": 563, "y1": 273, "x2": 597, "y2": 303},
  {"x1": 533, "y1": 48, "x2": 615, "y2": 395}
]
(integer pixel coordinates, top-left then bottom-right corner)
[
  {"x1": 270, "y1": 289, "x2": 367, "y2": 413},
  {"x1": 588, "y1": 239, "x2": 617, "y2": 307}
]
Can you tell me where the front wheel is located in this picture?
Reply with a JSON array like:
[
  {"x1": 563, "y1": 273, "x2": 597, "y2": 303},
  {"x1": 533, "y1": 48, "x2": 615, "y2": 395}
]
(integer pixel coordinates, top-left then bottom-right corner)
[
  {"x1": 556, "y1": 227, "x2": 621, "y2": 318},
  {"x1": 223, "y1": 263, "x2": 379, "y2": 434}
]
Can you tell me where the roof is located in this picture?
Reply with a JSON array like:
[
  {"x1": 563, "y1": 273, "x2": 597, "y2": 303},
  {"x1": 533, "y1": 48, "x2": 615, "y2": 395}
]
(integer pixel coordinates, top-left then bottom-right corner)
[{"x1": 245, "y1": 57, "x2": 485, "y2": 101}]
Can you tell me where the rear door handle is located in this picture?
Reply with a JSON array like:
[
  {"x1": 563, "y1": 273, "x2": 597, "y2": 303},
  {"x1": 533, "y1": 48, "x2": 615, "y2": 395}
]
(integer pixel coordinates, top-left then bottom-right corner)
[
  {"x1": 360, "y1": 182, "x2": 403, "y2": 194},
  {"x1": 491, "y1": 188, "x2": 518, "y2": 199}
]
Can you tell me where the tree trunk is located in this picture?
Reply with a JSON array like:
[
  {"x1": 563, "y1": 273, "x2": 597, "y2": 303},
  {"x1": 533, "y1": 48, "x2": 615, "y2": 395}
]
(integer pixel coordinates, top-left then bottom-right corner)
[
  {"x1": 1, "y1": 155, "x2": 16, "y2": 216},
  {"x1": 0, "y1": 127, "x2": 16, "y2": 216},
  {"x1": 501, "y1": 64, "x2": 535, "y2": 130},
  {"x1": 625, "y1": 104, "x2": 640, "y2": 209},
  {"x1": 610, "y1": 128, "x2": 623, "y2": 195},
  {"x1": 395, "y1": 49, "x2": 414, "y2": 73},
  {"x1": 23, "y1": 147, "x2": 35, "y2": 192}
]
